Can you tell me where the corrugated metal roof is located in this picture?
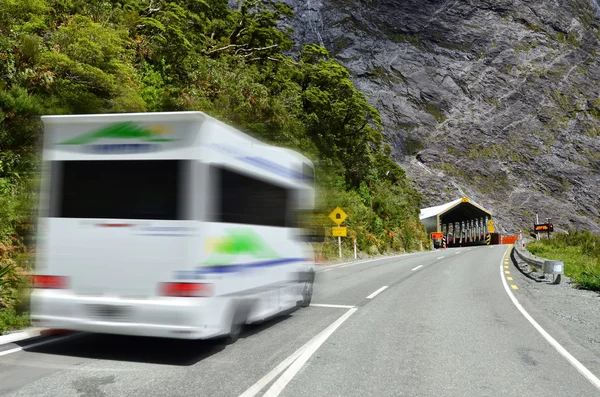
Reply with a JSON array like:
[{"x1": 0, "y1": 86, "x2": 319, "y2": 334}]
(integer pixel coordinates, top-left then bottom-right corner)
[
  {"x1": 419, "y1": 198, "x2": 463, "y2": 220},
  {"x1": 419, "y1": 197, "x2": 491, "y2": 220}
]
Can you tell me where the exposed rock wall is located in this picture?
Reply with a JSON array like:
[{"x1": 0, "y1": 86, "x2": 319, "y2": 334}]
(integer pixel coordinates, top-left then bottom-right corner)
[{"x1": 284, "y1": 0, "x2": 600, "y2": 234}]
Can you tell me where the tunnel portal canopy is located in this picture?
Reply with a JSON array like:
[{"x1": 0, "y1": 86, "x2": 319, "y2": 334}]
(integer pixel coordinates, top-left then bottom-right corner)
[{"x1": 419, "y1": 197, "x2": 492, "y2": 234}]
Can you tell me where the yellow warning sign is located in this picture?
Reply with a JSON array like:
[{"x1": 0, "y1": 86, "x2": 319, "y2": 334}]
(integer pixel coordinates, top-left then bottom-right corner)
[
  {"x1": 328, "y1": 207, "x2": 348, "y2": 226},
  {"x1": 332, "y1": 226, "x2": 347, "y2": 237},
  {"x1": 487, "y1": 220, "x2": 495, "y2": 233}
]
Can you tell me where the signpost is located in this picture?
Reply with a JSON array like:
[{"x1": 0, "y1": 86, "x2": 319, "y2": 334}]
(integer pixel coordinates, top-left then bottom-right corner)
[
  {"x1": 487, "y1": 219, "x2": 495, "y2": 234},
  {"x1": 329, "y1": 207, "x2": 348, "y2": 258},
  {"x1": 534, "y1": 223, "x2": 553, "y2": 239},
  {"x1": 430, "y1": 232, "x2": 443, "y2": 249}
]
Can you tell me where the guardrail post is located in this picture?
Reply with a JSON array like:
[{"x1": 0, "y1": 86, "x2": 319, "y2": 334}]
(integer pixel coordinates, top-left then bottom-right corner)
[{"x1": 515, "y1": 239, "x2": 564, "y2": 284}]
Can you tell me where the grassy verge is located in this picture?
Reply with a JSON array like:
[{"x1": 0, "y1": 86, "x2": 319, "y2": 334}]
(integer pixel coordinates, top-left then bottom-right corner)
[
  {"x1": 0, "y1": 309, "x2": 30, "y2": 334},
  {"x1": 0, "y1": 252, "x2": 33, "y2": 335},
  {"x1": 526, "y1": 231, "x2": 600, "y2": 291}
]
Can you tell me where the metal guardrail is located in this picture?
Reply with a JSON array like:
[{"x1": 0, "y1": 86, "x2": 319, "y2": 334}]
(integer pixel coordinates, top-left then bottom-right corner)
[{"x1": 514, "y1": 239, "x2": 564, "y2": 284}]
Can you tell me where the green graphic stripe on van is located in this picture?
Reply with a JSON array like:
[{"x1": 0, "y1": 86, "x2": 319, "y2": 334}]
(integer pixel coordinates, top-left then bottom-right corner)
[
  {"x1": 58, "y1": 121, "x2": 176, "y2": 145},
  {"x1": 202, "y1": 229, "x2": 279, "y2": 265}
]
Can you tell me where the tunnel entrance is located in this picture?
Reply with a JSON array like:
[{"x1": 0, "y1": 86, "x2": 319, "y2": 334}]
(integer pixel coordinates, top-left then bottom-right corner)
[{"x1": 420, "y1": 197, "x2": 494, "y2": 247}]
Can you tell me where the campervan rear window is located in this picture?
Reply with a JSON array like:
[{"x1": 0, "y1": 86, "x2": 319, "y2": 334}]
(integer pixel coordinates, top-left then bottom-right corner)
[{"x1": 50, "y1": 160, "x2": 185, "y2": 220}]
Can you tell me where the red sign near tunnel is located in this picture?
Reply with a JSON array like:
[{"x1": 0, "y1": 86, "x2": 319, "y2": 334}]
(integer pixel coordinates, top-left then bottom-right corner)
[{"x1": 431, "y1": 232, "x2": 444, "y2": 240}]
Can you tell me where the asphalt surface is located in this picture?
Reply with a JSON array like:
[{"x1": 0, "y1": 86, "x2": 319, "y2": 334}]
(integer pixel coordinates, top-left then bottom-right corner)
[{"x1": 1, "y1": 246, "x2": 599, "y2": 396}]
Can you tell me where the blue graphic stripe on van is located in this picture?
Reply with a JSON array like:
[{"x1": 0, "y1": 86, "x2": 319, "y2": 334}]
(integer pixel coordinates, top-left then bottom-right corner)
[
  {"x1": 244, "y1": 157, "x2": 303, "y2": 180},
  {"x1": 208, "y1": 143, "x2": 303, "y2": 180},
  {"x1": 199, "y1": 257, "x2": 306, "y2": 274},
  {"x1": 174, "y1": 258, "x2": 306, "y2": 280},
  {"x1": 137, "y1": 233, "x2": 196, "y2": 237}
]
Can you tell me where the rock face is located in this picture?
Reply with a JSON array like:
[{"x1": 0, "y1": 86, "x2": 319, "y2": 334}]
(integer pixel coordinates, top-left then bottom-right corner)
[{"x1": 283, "y1": 0, "x2": 600, "y2": 234}]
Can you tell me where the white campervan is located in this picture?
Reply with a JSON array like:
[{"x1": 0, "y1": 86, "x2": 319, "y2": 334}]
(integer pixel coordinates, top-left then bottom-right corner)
[{"x1": 31, "y1": 111, "x2": 317, "y2": 342}]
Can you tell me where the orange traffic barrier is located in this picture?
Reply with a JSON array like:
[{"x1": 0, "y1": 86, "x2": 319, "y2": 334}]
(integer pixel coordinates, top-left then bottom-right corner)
[{"x1": 501, "y1": 235, "x2": 519, "y2": 244}]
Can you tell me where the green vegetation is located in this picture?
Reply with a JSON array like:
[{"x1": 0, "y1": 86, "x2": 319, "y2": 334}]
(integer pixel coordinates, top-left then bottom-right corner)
[
  {"x1": 553, "y1": 31, "x2": 582, "y2": 47},
  {"x1": 466, "y1": 143, "x2": 522, "y2": 162},
  {"x1": 367, "y1": 66, "x2": 400, "y2": 85},
  {"x1": 423, "y1": 102, "x2": 446, "y2": 123},
  {"x1": 0, "y1": 0, "x2": 429, "y2": 328},
  {"x1": 405, "y1": 138, "x2": 424, "y2": 155},
  {"x1": 446, "y1": 146, "x2": 458, "y2": 156},
  {"x1": 527, "y1": 231, "x2": 600, "y2": 291},
  {"x1": 522, "y1": 21, "x2": 545, "y2": 33},
  {"x1": 386, "y1": 31, "x2": 425, "y2": 49},
  {"x1": 0, "y1": 307, "x2": 30, "y2": 334},
  {"x1": 514, "y1": 40, "x2": 540, "y2": 55}
]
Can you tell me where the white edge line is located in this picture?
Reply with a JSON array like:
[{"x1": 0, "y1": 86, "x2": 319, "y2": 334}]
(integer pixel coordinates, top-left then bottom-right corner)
[
  {"x1": 0, "y1": 331, "x2": 35, "y2": 346},
  {"x1": 0, "y1": 334, "x2": 76, "y2": 357},
  {"x1": 238, "y1": 336, "x2": 313, "y2": 397},
  {"x1": 0, "y1": 327, "x2": 52, "y2": 346},
  {"x1": 316, "y1": 250, "x2": 438, "y2": 272},
  {"x1": 310, "y1": 303, "x2": 355, "y2": 309},
  {"x1": 499, "y1": 246, "x2": 600, "y2": 391},
  {"x1": 263, "y1": 308, "x2": 358, "y2": 397},
  {"x1": 316, "y1": 255, "x2": 405, "y2": 272},
  {"x1": 366, "y1": 286, "x2": 388, "y2": 299},
  {"x1": 411, "y1": 265, "x2": 423, "y2": 271}
]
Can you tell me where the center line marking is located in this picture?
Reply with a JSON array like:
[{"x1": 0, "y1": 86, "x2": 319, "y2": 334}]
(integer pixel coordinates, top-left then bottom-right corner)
[
  {"x1": 310, "y1": 303, "x2": 355, "y2": 309},
  {"x1": 436, "y1": 256, "x2": 444, "y2": 260},
  {"x1": 366, "y1": 286, "x2": 388, "y2": 299},
  {"x1": 411, "y1": 265, "x2": 423, "y2": 271}
]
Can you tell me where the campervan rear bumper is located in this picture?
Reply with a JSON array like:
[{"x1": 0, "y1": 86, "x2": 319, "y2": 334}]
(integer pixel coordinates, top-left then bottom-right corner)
[{"x1": 30, "y1": 290, "x2": 229, "y2": 340}]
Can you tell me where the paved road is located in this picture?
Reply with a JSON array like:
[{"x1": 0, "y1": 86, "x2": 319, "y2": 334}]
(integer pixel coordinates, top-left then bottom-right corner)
[{"x1": 1, "y1": 246, "x2": 600, "y2": 396}]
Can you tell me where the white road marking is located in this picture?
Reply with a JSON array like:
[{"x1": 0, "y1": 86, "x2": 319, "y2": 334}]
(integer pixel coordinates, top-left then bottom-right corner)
[
  {"x1": 0, "y1": 334, "x2": 76, "y2": 357},
  {"x1": 315, "y1": 254, "x2": 407, "y2": 272},
  {"x1": 366, "y1": 286, "x2": 388, "y2": 299},
  {"x1": 436, "y1": 256, "x2": 444, "y2": 260},
  {"x1": 239, "y1": 308, "x2": 357, "y2": 397},
  {"x1": 310, "y1": 303, "x2": 355, "y2": 309},
  {"x1": 238, "y1": 338, "x2": 313, "y2": 397},
  {"x1": 315, "y1": 250, "x2": 440, "y2": 273},
  {"x1": 499, "y1": 248, "x2": 600, "y2": 391},
  {"x1": 411, "y1": 265, "x2": 423, "y2": 271},
  {"x1": 262, "y1": 308, "x2": 358, "y2": 397},
  {"x1": 455, "y1": 251, "x2": 461, "y2": 254}
]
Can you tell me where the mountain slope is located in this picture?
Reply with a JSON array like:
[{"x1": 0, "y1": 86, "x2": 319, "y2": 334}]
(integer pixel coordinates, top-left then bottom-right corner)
[{"x1": 283, "y1": 0, "x2": 600, "y2": 233}]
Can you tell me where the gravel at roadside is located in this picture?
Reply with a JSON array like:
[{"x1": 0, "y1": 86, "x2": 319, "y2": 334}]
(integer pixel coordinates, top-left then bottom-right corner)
[{"x1": 509, "y1": 247, "x2": 600, "y2": 358}]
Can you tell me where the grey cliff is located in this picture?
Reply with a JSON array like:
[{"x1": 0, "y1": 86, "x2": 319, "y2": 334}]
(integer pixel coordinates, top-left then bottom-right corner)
[{"x1": 282, "y1": 0, "x2": 600, "y2": 234}]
